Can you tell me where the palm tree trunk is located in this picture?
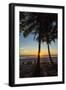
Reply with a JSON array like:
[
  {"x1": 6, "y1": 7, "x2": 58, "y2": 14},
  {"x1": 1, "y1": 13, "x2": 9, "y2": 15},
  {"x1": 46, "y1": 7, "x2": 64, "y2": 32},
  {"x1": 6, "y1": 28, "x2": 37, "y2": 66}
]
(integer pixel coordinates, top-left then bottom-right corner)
[
  {"x1": 47, "y1": 43, "x2": 54, "y2": 64},
  {"x1": 33, "y1": 17, "x2": 42, "y2": 77},
  {"x1": 37, "y1": 35, "x2": 41, "y2": 67},
  {"x1": 33, "y1": 32, "x2": 41, "y2": 77}
]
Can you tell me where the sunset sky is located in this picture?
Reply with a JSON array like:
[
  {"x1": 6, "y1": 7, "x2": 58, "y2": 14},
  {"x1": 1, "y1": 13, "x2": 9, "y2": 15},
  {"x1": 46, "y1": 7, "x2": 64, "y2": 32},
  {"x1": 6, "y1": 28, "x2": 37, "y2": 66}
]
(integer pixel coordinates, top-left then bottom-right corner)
[{"x1": 19, "y1": 32, "x2": 58, "y2": 56}]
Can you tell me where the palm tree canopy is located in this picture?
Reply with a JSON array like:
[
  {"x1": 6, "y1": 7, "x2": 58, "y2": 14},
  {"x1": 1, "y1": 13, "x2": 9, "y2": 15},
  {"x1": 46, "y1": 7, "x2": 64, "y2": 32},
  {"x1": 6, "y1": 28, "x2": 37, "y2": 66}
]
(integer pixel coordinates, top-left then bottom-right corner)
[{"x1": 20, "y1": 12, "x2": 57, "y2": 44}]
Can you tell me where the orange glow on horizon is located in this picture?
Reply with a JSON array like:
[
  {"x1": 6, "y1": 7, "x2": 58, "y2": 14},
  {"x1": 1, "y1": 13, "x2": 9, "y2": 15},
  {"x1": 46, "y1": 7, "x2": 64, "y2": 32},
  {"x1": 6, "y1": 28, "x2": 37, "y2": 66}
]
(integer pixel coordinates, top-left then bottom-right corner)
[{"x1": 19, "y1": 48, "x2": 57, "y2": 56}]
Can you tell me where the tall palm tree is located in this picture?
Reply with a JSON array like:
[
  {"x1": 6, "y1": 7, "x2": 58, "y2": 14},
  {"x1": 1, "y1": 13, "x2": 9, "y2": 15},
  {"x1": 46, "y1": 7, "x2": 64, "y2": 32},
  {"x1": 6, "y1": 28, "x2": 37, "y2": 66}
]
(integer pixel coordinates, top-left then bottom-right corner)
[
  {"x1": 20, "y1": 12, "x2": 41, "y2": 76},
  {"x1": 41, "y1": 20, "x2": 57, "y2": 64},
  {"x1": 20, "y1": 12, "x2": 57, "y2": 76}
]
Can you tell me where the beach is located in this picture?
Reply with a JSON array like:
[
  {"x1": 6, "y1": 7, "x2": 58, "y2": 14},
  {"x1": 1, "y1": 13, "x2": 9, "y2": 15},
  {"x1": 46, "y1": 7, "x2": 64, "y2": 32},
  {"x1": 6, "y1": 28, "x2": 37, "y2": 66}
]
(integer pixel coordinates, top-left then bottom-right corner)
[{"x1": 19, "y1": 56, "x2": 58, "y2": 78}]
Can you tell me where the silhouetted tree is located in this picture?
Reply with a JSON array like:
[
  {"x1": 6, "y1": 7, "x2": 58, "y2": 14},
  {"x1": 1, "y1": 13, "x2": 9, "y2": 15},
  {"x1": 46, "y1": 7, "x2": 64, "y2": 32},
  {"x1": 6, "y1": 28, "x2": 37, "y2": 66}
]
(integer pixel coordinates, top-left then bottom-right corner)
[{"x1": 20, "y1": 12, "x2": 57, "y2": 76}]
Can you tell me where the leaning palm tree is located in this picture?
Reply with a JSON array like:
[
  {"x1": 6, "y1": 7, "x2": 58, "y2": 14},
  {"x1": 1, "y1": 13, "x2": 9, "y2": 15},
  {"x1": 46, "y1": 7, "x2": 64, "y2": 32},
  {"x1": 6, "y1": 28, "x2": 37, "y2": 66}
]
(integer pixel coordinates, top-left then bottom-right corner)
[
  {"x1": 41, "y1": 20, "x2": 57, "y2": 64},
  {"x1": 20, "y1": 12, "x2": 41, "y2": 76},
  {"x1": 20, "y1": 12, "x2": 57, "y2": 76}
]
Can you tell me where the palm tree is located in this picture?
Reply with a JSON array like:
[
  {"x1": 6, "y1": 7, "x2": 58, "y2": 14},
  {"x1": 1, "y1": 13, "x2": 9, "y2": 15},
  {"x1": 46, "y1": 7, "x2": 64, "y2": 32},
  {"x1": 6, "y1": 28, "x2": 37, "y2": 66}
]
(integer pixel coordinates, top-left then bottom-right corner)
[
  {"x1": 20, "y1": 12, "x2": 42, "y2": 76},
  {"x1": 20, "y1": 12, "x2": 57, "y2": 76},
  {"x1": 41, "y1": 20, "x2": 57, "y2": 64}
]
